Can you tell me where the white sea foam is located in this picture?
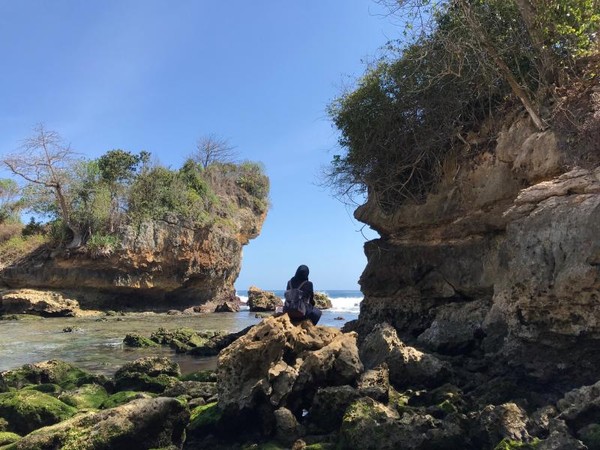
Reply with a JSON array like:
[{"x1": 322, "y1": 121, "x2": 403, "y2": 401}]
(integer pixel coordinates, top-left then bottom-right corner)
[{"x1": 326, "y1": 296, "x2": 362, "y2": 314}]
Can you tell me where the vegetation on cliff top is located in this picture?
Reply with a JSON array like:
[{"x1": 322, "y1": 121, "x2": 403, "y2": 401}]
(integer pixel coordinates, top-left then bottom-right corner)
[
  {"x1": 0, "y1": 132, "x2": 269, "y2": 260},
  {"x1": 327, "y1": 0, "x2": 600, "y2": 211}
]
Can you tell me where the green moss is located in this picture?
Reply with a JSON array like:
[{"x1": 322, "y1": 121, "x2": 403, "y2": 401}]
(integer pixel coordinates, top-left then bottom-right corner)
[
  {"x1": 21, "y1": 383, "x2": 62, "y2": 394},
  {"x1": 0, "y1": 360, "x2": 100, "y2": 391},
  {"x1": 494, "y1": 438, "x2": 541, "y2": 450},
  {"x1": 305, "y1": 444, "x2": 335, "y2": 450},
  {"x1": 0, "y1": 390, "x2": 77, "y2": 435},
  {"x1": 123, "y1": 333, "x2": 159, "y2": 348},
  {"x1": 388, "y1": 387, "x2": 410, "y2": 414},
  {"x1": 59, "y1": 384, "x2": 109, "y2": 410},
  {"x1": 100, "y1": 391, "x2": 153, "y2": 409},
  {"x1": 188, "y1": 402, "x2": 222, "y2": 433},
  {"x1": 0, "y1": 432, "x2": 21, "y2": 445},
  {"x1": 0, "y1": 431, "x2": 20, "y2": 446},
  {"x1": 115, "y1": 373, "x2": 178, "y2": 393}
]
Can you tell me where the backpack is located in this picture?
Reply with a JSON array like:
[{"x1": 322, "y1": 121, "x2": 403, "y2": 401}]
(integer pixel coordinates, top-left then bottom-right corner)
[{"x1": 283, "y1": 280, "x2": 308, "y2": 319}]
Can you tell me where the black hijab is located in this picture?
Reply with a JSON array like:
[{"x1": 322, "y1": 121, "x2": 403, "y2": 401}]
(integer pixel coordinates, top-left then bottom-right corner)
[{"x1": 291, "y1": 264, "x2": 309, "y2": 285}]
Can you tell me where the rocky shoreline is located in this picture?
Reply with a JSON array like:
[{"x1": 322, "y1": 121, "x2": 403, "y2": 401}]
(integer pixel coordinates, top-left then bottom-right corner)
[{"x1": 1, "y1": 314, "x2": 599, "y2": 449}]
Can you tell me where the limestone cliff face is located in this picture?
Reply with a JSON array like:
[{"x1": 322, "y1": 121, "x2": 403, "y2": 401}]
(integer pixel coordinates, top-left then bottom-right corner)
[
  {"x1": 0, "y1": 203, "x2": 266, "y2": 311},
  {"x1": 355, "y1": 115, "x2": 600, "y2": 385}
]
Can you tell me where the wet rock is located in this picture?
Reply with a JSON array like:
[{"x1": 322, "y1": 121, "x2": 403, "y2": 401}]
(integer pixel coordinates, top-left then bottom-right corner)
[
  {"x1": 0, "y1": 360, "x2": 104, "y2": 392},
  {"x1": 10, "y1": 397, "x2": 189, "y2": 449},
  {"x1": 188, "y1": 325, "x2": 253, "y2": 357},
  {"x1": 247, "y1": 286, "x2": 283, "y2": 311},
  {"x1": 0, "y1": 289, "x2": 82, "y2": 317},
  {"x1": 187, "y1": 401, "x2": 222, "y2": 438},
  {"x1": 214, "y1": 301, "x2": 240, "y2": 312},
  {"x1": 313, "y1": 292, "x2": 333, "y2": 310},
  {"x1": 216, "y1": 315, "x2": 360, "y2": 433},
  {"x1": 359, "y1": 322, "x2": 451, "y2": 389},
  {"x1": 0, "y1": 390, "x2": 77, "y2": 435},
  {"x1": 123, "y1": 332, "x2": 159, "y2": 348},
  {"x1": 114, "y1": 356, "x2": 180, "y2": 393}
]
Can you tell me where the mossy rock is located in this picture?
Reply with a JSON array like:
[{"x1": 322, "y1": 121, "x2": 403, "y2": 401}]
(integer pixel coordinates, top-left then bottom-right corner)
[
  {"x1": 313, "y1": 292, "x2": 333, "y2": 310},
  {"x1": 150, "y1": 328, "x2": 208, "y2": 349},
  {"x1": 3, "y1": 397, "x2": 189, "y2": 450},
  {"x1": 115, "y1": 373, "x2": 178, "y2": 394},
  {"x1": 59, "y1": 384, "x2": 109, "y2": 410},
  {"x1": 0, "y1": 360, "x2": 102, "y2": 392},
  {"x1": 123, "y1": 333, "x2": 159, "y2": 348},
  {"x1": 100, "y1": 391, "x2": 154, "y2": 409},
  {"x1": 180, "y1": 370, "x2": 217, "y2": 383},
  {"x1": 21, "y1": 383, "x2": 62, "y2": 394},
  {"x1": 494, "y1": 438, "x2": 541, "y2": 449},
  {"x1": 188, "y1": 402, "x2": 222, "y2": 435},
  {"x1": 0, "y1": 431, "x2": 21, "y2": 446},
  {"x1": 0, "y1": 390, "x2": 77, "y2": 435}
]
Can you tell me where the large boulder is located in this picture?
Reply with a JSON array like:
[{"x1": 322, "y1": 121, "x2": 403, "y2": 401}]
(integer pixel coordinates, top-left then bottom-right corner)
[
  {"x1": 216, "y1": 315, "x2": 362, "y2": 434},
  {"x1": 8, "y1": 397, "x2": 189, "y2": 449},
  {"x1": 0, "y1": 360, "x2": 104, "y2": 392},
  {"x1": 313, "y1": 292, "x2": 333, "y2": 310},
  {"x1": 0, "y1": 390, "x2": 77, "y2": 435},
  {"x1": 0, "y1": 289, "x2": 82, "y2": 317},
  {"x1": 247, "y1": 286, "x2": 283, "y2": 311},
  {"x1": 113, "y1": 356, "x2": 180, "y2": 393},
  {"x1": 359, "y1": 322, "x2": 451, "y2": 389}
]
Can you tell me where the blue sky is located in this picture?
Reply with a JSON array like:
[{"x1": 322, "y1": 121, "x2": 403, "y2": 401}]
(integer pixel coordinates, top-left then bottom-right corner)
[{"x1": 0, "y1": 1, "x2": 398, "y2": 290}]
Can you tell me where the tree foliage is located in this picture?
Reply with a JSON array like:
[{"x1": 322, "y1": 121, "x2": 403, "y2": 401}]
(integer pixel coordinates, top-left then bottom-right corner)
[
  {"x1": 0, "y1": 178, "x2": 21, "y2": 223},
  {"x1": 2, "y1": 128, "x2": 269, "y2": 250},
  {"x1": 327, "y1": 0, "x2": 600, "y2": 210},
  {"x1": 1, "y1": 124, "x2": 83, "y2": 247}
]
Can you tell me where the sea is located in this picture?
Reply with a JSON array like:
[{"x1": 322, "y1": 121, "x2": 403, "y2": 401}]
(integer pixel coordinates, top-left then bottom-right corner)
[{"x1": 0, "y1": 290, "x2": 363, "y2": 376}]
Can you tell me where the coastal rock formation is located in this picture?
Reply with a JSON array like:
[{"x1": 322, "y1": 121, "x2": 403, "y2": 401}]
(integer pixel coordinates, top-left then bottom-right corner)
[
  {"x1": 216, "y1": 315, "x2": 362, "y2": 430},
  {"x1": 0, "y1": 289, "x2": 84, "y2": 317},
  {"x1": 10, "y1": 397, "x2": 189, "y2": 450},
  {"x1": 246, "y1": 286, "x2": 283, "y2": 311},
  {"x1": 355, "y1": 116, "x2": 600, "y2": 387},
  {"x1": 0, "y1": 203, "x2": 267, "y2": 312},
  {"x1": 314, "y1": 292, "x2": 333, "y2": 309}
]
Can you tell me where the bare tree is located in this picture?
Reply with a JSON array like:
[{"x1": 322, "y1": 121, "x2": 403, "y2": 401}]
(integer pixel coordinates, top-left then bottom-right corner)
[
  {"x1": 2, "y1": 124, "x2": 82, "y2": 247},
  {"x1": 191, "y1": 134, "x2": 238, "y2": 169}
]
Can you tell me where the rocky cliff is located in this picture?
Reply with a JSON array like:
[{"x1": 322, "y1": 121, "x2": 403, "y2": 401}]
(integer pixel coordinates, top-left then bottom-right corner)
[
  {"x1": 354, "y1": 109, "x2": 600, "y2": 389},
  {"x1": 0, "y1": 194, "x2": 267, "y2": 312}
]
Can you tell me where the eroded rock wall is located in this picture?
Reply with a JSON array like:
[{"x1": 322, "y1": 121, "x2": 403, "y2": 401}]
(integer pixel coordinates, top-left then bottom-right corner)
[
  {"x1": 355, "y1": 116, "x2": 600, "y2": 385},
  {"x1": 0, "y1": 206, "x2": 266, "y2": 311}
]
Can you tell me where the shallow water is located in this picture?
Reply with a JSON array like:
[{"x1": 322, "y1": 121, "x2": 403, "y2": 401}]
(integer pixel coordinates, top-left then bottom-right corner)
[{"x1": 0, "y1": 308, "x2": 359, "y2": 376}]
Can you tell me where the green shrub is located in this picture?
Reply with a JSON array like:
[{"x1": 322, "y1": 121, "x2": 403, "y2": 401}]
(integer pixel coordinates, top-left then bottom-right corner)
[{"x1": 86, "y1": 233, "x2": 120, "y2": 257}]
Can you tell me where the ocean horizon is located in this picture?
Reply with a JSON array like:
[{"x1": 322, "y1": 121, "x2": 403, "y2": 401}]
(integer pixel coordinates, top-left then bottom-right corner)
[{"x1": 236, "y1": 289, "x2": 363, "y2": 315}]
